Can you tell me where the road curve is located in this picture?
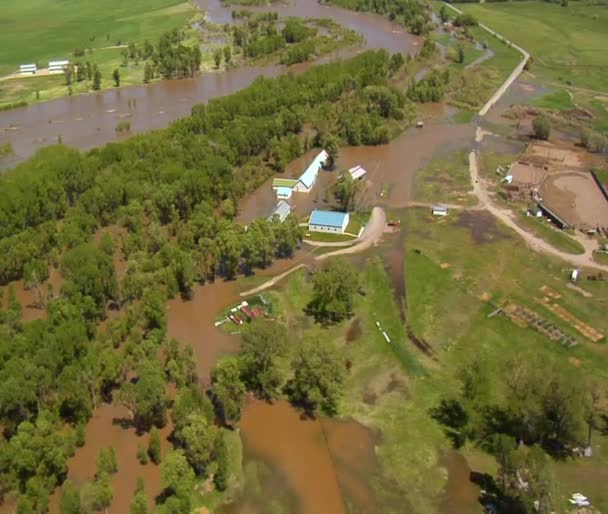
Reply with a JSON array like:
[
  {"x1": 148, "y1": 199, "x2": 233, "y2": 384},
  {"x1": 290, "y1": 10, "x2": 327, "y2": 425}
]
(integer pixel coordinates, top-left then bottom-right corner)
[{"x1": 442, "y1": 2, "x2": 531, "y2": 117}]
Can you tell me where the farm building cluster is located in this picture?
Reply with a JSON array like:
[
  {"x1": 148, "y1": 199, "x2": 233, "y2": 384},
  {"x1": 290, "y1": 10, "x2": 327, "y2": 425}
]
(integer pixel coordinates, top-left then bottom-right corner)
[
  {"x1": 499, "y1": 142, "x2": 608, "y2": 234},
  {"x1": 18, "y1": 60, "x2": 69, "y2": 75},
  {"x1": 272, "y1": 150, "x2": 329, "y2": 200}
]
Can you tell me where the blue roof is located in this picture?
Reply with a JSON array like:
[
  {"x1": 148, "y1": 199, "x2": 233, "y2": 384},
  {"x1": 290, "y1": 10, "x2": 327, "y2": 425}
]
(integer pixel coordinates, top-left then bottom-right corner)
[
  {"x1": 309, "y1": 210, "x2": 348, "y2": 228},
  {"x1": 276, "y1": 186, "x2": 293, "y2": 198},
  {"x1": 298, "y1": 150, "x2": 328, "y2": 189}
]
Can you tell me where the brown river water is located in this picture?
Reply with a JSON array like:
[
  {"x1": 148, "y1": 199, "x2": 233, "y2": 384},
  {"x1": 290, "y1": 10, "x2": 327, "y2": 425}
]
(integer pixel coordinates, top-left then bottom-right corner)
[
  {"x1": 0, "y1": 0, "x2": 488, "y2": 512},
  {"x1": 0, "y1": 0, "x2": 419, "y2": 167}
]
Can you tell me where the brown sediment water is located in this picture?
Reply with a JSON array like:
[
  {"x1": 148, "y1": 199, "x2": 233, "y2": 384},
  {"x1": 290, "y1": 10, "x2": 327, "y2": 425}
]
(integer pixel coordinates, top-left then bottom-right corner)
[
  {"x1": 438, "y1": 450, "x2": 482, "y2": 514},
  {"x1": 0, "y1": 0, "x2": 419, "y2": 167},
  {"x1": 167, "y1": 278, "x2": 241, "y2": 380},
  {"x1": 47, "y1": 403, "x2": 173, "y2": 514},
  {"x1": 239, "y1": 121, "x2": 475, "y2": 221},
  {"x1": 224, "y1": 398, "x2": 379, "y2": 514},
  {"x1": 167, "y1": 249, "x2": 314, "y2": 379},
  {"x1": 1, "y1": 266, "x2": 63, "y2": 322}
]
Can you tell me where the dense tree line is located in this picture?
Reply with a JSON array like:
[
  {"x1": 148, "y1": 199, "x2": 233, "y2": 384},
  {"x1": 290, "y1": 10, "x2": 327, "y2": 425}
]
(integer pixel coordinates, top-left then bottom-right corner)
[
  {"x1": 0, "y1": 51, "x2": 400, "y2": 511},
  {"x1": 327, "y1": 0, "x2": 432, "y2": 34}
]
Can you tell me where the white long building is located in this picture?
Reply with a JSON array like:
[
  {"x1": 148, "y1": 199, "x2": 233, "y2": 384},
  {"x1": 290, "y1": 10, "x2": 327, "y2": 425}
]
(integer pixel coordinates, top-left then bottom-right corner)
[{"x1": 48, "y1": 60, "x2": 69, "y2": 74}]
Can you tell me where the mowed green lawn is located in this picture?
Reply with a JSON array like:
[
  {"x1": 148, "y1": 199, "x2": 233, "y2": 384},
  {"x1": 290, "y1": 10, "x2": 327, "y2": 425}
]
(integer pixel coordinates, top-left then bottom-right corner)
[
  {"x1": 461, "y1": 1, "x2": 608, "y2": 91},
  {"x1": 0, "y1": 0, "x2": 195, "y2": 76}
]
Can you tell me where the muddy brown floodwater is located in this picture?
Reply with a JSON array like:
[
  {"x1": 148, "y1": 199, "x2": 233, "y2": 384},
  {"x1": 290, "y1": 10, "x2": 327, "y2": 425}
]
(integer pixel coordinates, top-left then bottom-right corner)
[
  {"x1": 438, "y1": 450, "x2": 482, "y2": 514},
  {"x1": 0, "y1": 0, "x2": 419, "y2": 168},
  {"x1": 47, "y1": 404, "x2": 173, "y2": 514},
  {"x1": 1, "y1": 266, "x2": 63, "y2": 322},
  {"x1": 222, "y1": 398, "x2": 379, "y2": 514}
]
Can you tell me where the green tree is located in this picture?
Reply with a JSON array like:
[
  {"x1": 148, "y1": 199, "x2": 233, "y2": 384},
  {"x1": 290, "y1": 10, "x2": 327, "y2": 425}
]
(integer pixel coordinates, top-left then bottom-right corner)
[
  {"x1": 148, "y1": 427, "x2": 162, "y2": 464},
  {"x1": 59, "y1": 480, "x2": 81, "y2": 514},
  {"x1": 112, "y1": 68, "x2": 120, "y2": 87},
  {"x1": 97, "y1": 447, "x2": 118, "y2": 476},
  {"x1": 171, "y1": 385, "x2": 214, "y2": 432},
  {"x1": 160, "y1": 450, "x2": 195, "y2": 498},
  {"x1": 307, "y1": 258, "x2": 359, "y2": 324},
  {"x1": 240, "y1": 320, "x2": 289, "y2": 398},
  {"x1": 223, "y1": 46, "x2": 232, "y2": 65},
  {"x1": 213, "y1": 48, "x2": 223, "y2": 69},
  {"x1": 144, "y1": 63, "x2": 153, "y2": 84},
  {"x1": 287, "y1": 337, "x2": 345, "y2": 415},
  {"x1": 178, "y1": 414, "x2": 218, "y2": 475},
  {"x1": 92, "y1": 66, "x2": 101, "y2": 91},
  {"x1": 334, "y1": 172, "x2": 359, "y2": 212},
  {"x1": 457, "y1": 44, "x2": 465, "y2": 64},
  {"x1": 130, "y1": 477, "x2": 147, "y2": 514},
  {"x1": 388, "y1": 52, "x2": 405, "y2": 75},
  {"x1": 115, "y1": 360, "x2": 169, "y2": 430},
  {"x1": 211, "y1": 357, "x2": 246, "y2": 427},
  {"x1": 532, "y1": 115, "x2": 551, "y2": 140},
  {"x1": 320, "y1": 134, "x2": 339, "y2": 170},
  {"x1": 214, "y1": 433, "x2": 229, "y2": 491},
  {"x1": 439, "y1": 5, "x2": 449, "y2": 23},
  {"x1": 76, "y1": 62, "x2": 86, "y2": 82},
  {"x1": 137, "y1": 444, "x2": 149, "y2": 465}
]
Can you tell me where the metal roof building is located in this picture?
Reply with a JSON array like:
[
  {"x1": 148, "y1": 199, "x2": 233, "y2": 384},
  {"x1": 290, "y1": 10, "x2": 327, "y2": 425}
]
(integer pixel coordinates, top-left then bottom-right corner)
[
  {"x1": 348, "y1": 165, "x2": 367, "y2": 181},
  {"x1": 276, "y1": 187, "x2": 293, "y2": 200},
  {"x1": 268, "y1": 201, "x2": 292, "y2": 223},
  {"x1": 293, "y1": 150, "x2": 329, "y2": 192},
  {"x1": 308, "y1": 210, "x2": 350, "y2": 233}
]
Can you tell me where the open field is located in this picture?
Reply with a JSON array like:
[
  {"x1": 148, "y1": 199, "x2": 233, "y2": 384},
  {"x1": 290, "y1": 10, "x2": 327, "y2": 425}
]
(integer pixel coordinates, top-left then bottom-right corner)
[
  {"x1": 461, "y1": 1, "x2": 608, "y2": 91},
  {"x1": 402, "y1": 207, "x2": 608, "y2": 510},
  {"x1": 413, "y1": 151, "x2": 475, "y2": 206},
  {"x1": 0, "y1": 0, "x2": 197, "y2": 108},
  {"x1": 0, "y1": 0, "x2": 196, "y2": 77}
]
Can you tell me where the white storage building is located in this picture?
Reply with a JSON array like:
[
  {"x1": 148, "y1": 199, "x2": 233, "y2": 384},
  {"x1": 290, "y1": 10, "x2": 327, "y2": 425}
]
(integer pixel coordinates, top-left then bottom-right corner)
[{"x1": 308, "y1": 210, "x2": 350, "y2": 234}]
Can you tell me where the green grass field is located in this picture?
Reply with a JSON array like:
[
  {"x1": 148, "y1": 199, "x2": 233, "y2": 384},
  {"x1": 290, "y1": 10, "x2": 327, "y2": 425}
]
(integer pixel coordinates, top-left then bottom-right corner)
[
  {"x1": 0, "y1": 0, "x2": 197, "y2": 107},
  {"x1": 515, "y1": 212, "x2": 585, "y2": 255},
  {"x1": 0, "y1": 0, "x2": 195, "y2": 76},
  {"x1": 461, "y1": 1, "x2": 608, "y2": 91},
  {"x1": 413, "y1": 151, "x2": 476, "y2": 206}
]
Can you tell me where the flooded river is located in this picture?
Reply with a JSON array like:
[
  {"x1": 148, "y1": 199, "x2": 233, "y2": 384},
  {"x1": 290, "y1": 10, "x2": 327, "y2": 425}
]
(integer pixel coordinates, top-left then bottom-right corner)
[
  {"x1": 0, "y1": 0, "x2": 419, "y2": 167},
  {"x1": 222, "y1": 399, "x2": 380, "y2": 514}
]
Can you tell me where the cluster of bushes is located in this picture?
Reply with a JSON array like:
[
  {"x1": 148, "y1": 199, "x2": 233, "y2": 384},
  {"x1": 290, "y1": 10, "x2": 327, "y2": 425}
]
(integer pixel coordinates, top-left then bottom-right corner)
[
  {"x1": 328, "y1": 0, "x2": 432, "y2": 35},
  {"x1": 407, "y1": 69, "x2": 450, "y2": 102}
]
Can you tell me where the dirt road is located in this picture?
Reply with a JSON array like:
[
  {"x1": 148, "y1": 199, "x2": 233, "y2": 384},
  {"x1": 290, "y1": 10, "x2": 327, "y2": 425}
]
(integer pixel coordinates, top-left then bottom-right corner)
[
  {"x1": 316, "y1": 206, "x2": 386, "y2": 261},
  {"x1": 469, "y1": 134, "x2": 608, "y2": 271}
]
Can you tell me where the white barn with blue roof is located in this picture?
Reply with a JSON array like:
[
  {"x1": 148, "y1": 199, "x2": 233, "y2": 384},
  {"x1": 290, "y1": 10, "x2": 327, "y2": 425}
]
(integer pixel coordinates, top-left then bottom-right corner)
[
  {"x1": 293, "y1": 150, "x2": 329, "y2": 193},
  {"x1": 308, "y1": 210, "x2": 350, "y2": 234}
]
